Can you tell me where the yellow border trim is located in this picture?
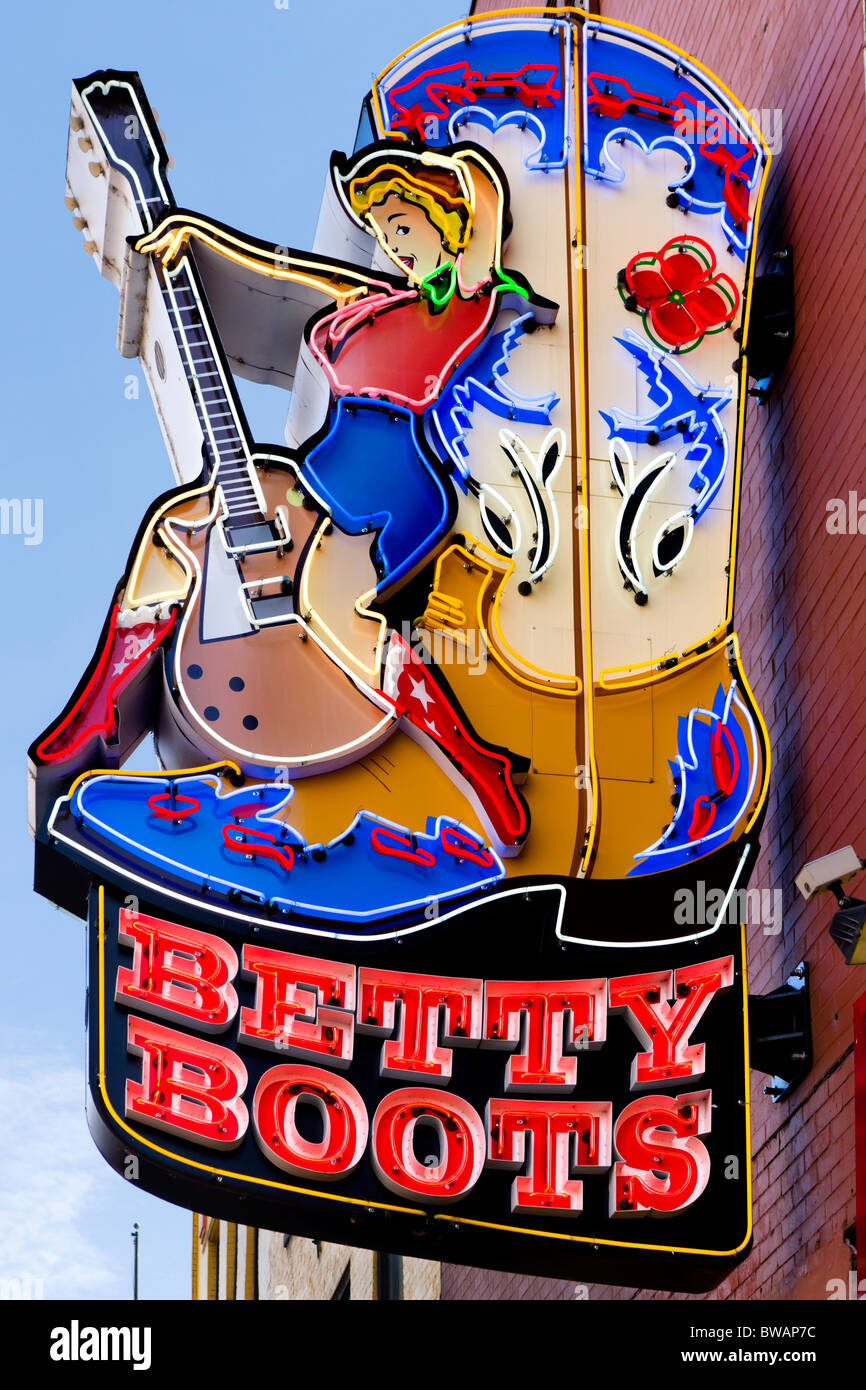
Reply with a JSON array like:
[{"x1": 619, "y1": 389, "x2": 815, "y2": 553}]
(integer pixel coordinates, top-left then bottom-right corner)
[
  {"x1": 136, "y1": 215, "x2": 373, "y2": 304},
  {"x1": 190, "y1": 1210, "x2": 199, "y2": 1300},
  {"x1": 572, "y1": 37, "x2": 599, "y2": 874},
  {"x1": 69, "y1": 759, "x2": 241, "y2": 799},
  {"x1": 298, "y1": 519, "x2": 388, "y2": 681},
  {"x1": 125, "y1": 482, "x2": 212, "y2": 609},
  {"x1": 433, "y1": 923, "x2": 753, "y2": 1258},
  {"x1": 598, "y1": 635, "x2": 730, "y2": 693},
  {"x1": 728, "y1": 632, "x2": 772, "y2": 834},
  {"x1": 421, "y1": 538, "x2": 581, "y2": 696}
]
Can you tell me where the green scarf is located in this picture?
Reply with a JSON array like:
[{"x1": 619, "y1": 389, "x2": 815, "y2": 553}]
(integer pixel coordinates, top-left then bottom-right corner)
[{"x1": 418, "y1": 262, "x2": 531, "y2": 312}]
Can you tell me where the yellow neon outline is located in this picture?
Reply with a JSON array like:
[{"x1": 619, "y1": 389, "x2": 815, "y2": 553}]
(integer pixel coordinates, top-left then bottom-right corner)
[
  {"x1": 136, "y1": 215, "x2": 374, "y2": 304},
  {"x1": 298, "y1": 518, "x2": 388, "y2": 681},
  {"x1": 432, "y1": 923, "x2": 753, "y2": 1258},
  {"x1": 86, "y1": 7, "x2": 759, "y2": 1268},
  {"x1": 96, "y1": 889, "x2": 752, "y2": 1260},
  {"x1": 69, "y1": 759, "x2": 242, "y2": 799},
  {"x1": 125, "y1": 482, "x2": 212, "y2": 608},
  {"x1": 728, "y1": 632, "x2": 772, "y2": 834},
  {"x1": 190, "y1": 1211, "x2": 199, "y2": 1300},
  {"x1": 571, "y1": 37, "x2": 599, "y2": 875},
  {"x1": 420, "y1": 538, "x2": 581, "y2": 696},
  {"x1": 598, "y1": 635, "x2": 730, "y2": 693},
  {"x1": 726, "y1": 152, "x2": 771, "y2": 628}
]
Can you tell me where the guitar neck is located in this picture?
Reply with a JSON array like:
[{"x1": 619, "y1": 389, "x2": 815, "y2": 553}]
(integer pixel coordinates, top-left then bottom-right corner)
[
  {"x1": 76, "y1": 72, "x2": 264, "y2": 525},
  {"x1": 159, "y1": 258, "x2": 264, "y2": 523}
]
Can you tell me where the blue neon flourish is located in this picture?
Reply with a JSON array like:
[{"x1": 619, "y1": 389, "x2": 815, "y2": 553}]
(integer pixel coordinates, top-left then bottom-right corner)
[
  {"x1": 601, "y1": 331, "x2": 732, "y2": 520},
  {"x1": 69, "y1": 774, "x2": 504, "y2": 925},
  {"x1": 430, "y1": 313, "x2": 559, "y2": 476},
  {"x1": 628, "y1": 682, "x2": 758, "y2": 878},
  {"x1": 447, "y1": 106, "x2": 566, "y2": 172}
]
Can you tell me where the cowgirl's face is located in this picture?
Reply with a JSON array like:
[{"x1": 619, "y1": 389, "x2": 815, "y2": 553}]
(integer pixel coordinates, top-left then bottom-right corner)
[{"x1": 373, "y1": 193, "x2": 455, "y2": 282}]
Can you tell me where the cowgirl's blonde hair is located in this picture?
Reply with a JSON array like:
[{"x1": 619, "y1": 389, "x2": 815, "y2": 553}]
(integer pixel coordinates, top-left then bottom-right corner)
[{"x1": 348, "y1": 161, "x2": 472, "y2": 253}]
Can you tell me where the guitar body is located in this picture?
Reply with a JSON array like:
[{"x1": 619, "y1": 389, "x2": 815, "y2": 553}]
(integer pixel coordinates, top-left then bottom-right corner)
[{"x1": 156, "y1": 467, "x2": 395, "y2": 776}]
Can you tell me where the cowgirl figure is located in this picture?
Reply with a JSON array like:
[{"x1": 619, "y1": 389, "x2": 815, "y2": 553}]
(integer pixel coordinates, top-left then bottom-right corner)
[{"x1": 136, "y1": 142, "x2": 559, "y2": 857}]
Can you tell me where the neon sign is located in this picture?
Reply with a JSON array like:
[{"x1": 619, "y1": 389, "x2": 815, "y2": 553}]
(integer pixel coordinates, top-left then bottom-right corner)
[{"x1": 30, "y1": 10, "x2": 772, "y2": 1290}]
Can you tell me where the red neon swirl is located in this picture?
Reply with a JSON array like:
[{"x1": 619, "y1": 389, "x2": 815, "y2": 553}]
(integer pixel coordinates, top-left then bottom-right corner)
[
  {"x1": 370, "y1": 826, "x2": 436, "y2": 868},
  {"x1": 710, "y1": 719, "x2": 739, "y2": 796},
  {"x1": 439, "y1": 825, "x2": 495, "y2": 868},
  {"x1": 222, "y1": 824, "x2": 295, "y2": 874},
  {"x1": 147, "y1": 793, "x2": 200, "y2": 821}
]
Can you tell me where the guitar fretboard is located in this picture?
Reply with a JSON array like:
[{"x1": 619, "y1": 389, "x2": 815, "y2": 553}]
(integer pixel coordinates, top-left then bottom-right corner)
[
  {"x1": 78, "y1": 73, "x2": 267, "y2": 530},
  {"x1": 160, "y1": 262, "x2": 265, "y2": 526}
]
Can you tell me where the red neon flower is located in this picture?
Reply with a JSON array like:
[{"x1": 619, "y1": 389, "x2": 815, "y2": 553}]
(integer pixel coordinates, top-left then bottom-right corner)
[{"x1": 621, "y1": 236, "x2": 740, "y2": 351}]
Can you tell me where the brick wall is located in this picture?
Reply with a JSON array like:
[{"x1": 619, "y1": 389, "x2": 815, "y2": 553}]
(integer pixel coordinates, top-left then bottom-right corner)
[{"x1": 444, "y1": 0, "x2": 866, "y2": 1303}]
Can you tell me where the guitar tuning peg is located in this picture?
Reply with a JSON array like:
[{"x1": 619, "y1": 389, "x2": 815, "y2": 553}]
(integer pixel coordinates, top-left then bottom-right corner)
[
  {"x1": 151, "y1": 109, "x2": 160, "y2": 122},
  {"x1": 88, "y1": 162, "x2": 104, "y2": 178},
  {"x1": 158, "y1": 129, "x2": 168, "y2": 143},
  {"x1": 167, "y1": 155, "x2": 175, "y2": 169},
  {"x1": 83, "y1": 240, "x2": 97, "y2": 255},
  {"x1": 73, "y1": 216, "x2": 87, "y2": 231},
  {"x1": 64, "y1": 195, "x2": 77, "y2": 212},
  {"x1": 70, "y1": 114, "x2": 84, "y2": 131},
  {"x1": 77, "y1": 135, "x2": 92, "y2": 152}
]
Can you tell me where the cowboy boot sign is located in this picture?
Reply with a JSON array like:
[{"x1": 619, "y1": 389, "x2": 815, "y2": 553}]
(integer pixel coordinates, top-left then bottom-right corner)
[{"x1": 30, "y1": 11, "x2": 771, "y2": 1290}]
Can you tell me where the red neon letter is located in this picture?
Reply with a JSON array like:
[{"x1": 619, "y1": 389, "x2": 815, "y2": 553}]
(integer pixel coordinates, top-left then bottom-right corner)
[
  {"x1": 487, "y1": 1098, "x2": 612, "y2": 1216},
  {"x1": 482, "y1": 978, "x2": 607, "y2": 1091},
  {"x1": 125, "y1": 1016, "x2": 248, "y2": 1149},
  {"x1": 253, "y1": 1064, "x2": 368, "y2": 1180},
  {"x1": 610, "y1": 1091, "x2": 712, "y2": 1217},
  {"x1": 609, "y1": 955, "x2": 734, "y2": 1088},
  {"x1": 372, "y1": 1088, "x2": 485, "y2": 1203},
  {"x1": 115, "y1": 908, "x2": 238, "y2": 1033},
  {"x1": 357, "y1": 967, "x2": 482, "y2": 1084},
  {"x1": 239, "y1": 946, "x2": 355, "y2": 1068}
]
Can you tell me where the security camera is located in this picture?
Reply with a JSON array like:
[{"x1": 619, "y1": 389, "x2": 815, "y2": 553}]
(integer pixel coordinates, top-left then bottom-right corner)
[
  {"x1": 795, "y1": 845, "x2": 863, "y2": 901},
  {"x1": 795, "y1": 845, "x2": 866, "y2": 965}
]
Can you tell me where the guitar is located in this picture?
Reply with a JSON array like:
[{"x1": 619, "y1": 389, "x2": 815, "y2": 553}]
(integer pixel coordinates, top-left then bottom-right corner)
[{"x1": 72, "y1": 72, "x2": 394, "y2": 777}]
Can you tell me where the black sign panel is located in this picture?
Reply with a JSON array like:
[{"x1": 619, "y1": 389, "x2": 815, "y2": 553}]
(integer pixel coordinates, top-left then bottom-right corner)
[{"x1": 88, "y1": 880, "x2": 751, "y2": 1292}]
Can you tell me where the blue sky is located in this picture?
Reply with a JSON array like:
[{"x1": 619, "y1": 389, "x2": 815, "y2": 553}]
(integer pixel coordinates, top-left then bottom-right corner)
[{"x1": 0, "y1": 0, "x2": 459, "y2": 1301}]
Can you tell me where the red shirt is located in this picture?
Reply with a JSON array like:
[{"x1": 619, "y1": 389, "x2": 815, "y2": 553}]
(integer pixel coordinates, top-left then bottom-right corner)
[{"x1": 309, "y1": 287, "x2": 496, "y2": 412}]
